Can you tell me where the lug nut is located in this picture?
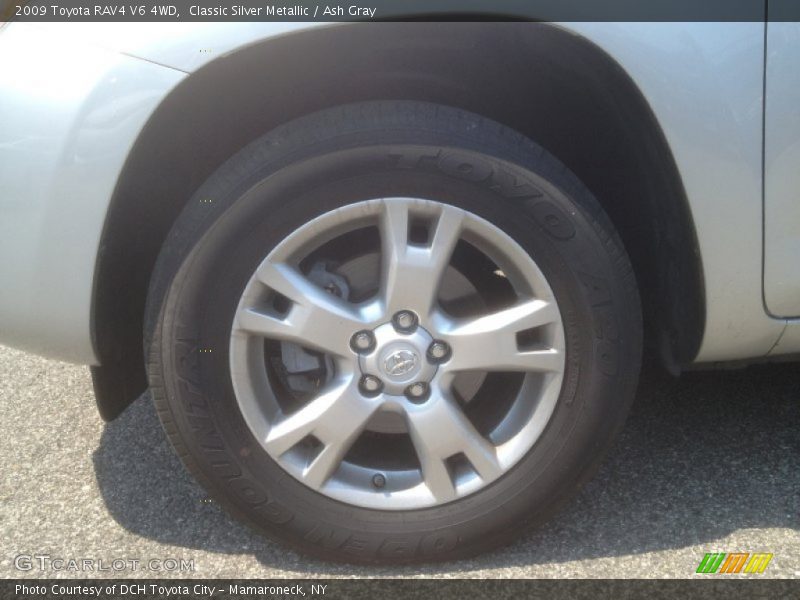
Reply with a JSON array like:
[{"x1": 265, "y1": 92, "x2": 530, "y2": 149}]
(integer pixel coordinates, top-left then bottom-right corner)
[
  {"x1": 350, "y1": 330, "x2": 375, "y2": 353},
  {"x1": 428, "y1": 340, "x2": 451, "y2": 363},
  {"x1": 360, "y1": 375, "x2": 383, "y2": 396},
  {"x1": 392, "y1": 310, "x2": 418, "y2": 333},
  {"x1": 405, "y1": 381, "x2": 430, "y2": 402},
  {"x1": 372, "y1": 473, "x2": 386, "y2": 489}
]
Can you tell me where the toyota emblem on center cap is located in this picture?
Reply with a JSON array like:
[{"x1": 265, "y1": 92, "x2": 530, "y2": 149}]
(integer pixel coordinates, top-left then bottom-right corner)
[{"x1": 383, "y1": 350, "x2": 419, "y2": 377}]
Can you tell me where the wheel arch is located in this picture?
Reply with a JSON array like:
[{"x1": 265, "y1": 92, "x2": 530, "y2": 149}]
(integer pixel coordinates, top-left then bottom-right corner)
[{"x1": 91, "y1": 22, "x2": 704, "y2": 420}]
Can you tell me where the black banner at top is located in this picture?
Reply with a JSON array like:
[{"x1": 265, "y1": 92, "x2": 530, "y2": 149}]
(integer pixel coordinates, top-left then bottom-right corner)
[{"x1": 4, "y1": 0, "x2": 800, "y2": 23}]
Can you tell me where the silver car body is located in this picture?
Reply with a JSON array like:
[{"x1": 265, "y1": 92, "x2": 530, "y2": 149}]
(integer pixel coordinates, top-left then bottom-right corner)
[{"x1": 1, "y1": 21, "x2": 798, "y2": 365}]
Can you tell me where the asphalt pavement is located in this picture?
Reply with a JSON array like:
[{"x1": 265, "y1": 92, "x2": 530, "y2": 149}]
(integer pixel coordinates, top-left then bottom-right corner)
[{"x1": 1, "y1": 344, "x2": 798, "y2": 579}]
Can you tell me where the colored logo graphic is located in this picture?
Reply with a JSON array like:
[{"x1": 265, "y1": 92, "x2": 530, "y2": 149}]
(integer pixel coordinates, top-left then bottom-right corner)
[{"x1": 696, "y1": 552, "x2": 773, "y2": 574}]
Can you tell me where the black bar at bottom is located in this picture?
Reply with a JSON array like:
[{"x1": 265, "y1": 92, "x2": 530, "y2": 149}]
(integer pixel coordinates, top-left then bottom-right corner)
[{"x1": 2, "y1": 579, "x2": 799, "y2": 600}]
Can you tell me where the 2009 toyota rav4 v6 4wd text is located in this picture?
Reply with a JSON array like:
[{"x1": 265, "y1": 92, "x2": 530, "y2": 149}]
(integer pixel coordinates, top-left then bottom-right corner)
[{"x1": 1, "y1": 20, "x2": 799, "y2": 563}]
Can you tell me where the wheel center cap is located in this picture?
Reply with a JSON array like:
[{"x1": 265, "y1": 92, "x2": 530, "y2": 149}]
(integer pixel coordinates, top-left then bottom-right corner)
[{"x1": 358, "y1": 322, "x2": 438, "y2": 396}]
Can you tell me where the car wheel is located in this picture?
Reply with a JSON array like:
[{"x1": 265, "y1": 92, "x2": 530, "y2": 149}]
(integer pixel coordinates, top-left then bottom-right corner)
[{"x1": 145, "y1": 101, "x2": 642, "y2": 563}]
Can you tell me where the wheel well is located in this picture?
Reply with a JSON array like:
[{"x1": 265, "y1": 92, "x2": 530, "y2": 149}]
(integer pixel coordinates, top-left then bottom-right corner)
[{"x1": 91, "y1": 22, "x2": 704, "y2": 420}]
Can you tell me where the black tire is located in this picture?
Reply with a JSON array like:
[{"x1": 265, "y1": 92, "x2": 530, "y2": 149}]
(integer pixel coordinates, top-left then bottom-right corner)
[{"x1": 145, "y1": 101, "x2": 642, "y2": 564}]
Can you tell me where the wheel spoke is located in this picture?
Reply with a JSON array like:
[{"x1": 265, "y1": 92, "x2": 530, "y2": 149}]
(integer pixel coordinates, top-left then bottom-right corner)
[
  {"x1": 235, "y1": 260, "x2": 365, "y2": 357},
  {"x1": 435, "y1": 299, "x2": 563, "y2": 373},
  {"x1": 407, "y1": 390, "x2": 502, "y2": 502},
  {"x1": 302, "y1": 444, "x2": 349, "y2": 490},
  {"x1": 265, "y1": 378, "x2": 381, "y2": 489},
  {"x1": 379, "y1": 201, "x2": 464, "y2": 317}
]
